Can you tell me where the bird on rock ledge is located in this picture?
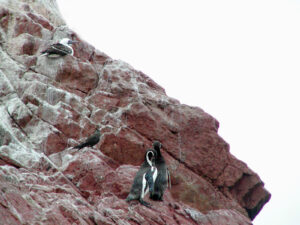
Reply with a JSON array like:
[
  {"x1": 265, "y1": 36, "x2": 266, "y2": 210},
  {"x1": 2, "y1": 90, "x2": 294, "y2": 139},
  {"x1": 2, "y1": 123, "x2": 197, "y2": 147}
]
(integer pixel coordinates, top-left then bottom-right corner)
[
  {"x1": 41, "y1": 38, "x2": 77, "y2": 58},
  {"x1": 73, "y1": 127, "x2": 101, "y2": 150}
]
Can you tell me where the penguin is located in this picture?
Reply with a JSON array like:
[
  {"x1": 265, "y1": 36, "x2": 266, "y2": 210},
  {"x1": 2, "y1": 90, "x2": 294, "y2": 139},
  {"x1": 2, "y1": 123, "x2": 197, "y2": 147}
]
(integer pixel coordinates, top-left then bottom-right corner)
[
  {"x1": 143, "y1": 150, "x2": 158, "y2": 197},
  {"x1": 126, "y1": 148, "x2": 158, "y2": 207},
  {"x1": 41, "y1": 38, "x2": 77, "y2": 58},
  {"x1": 73, "y1": 127, "x2": 101, "y2": 150},
  {"x1": 150, "y1": 141, "x2": 170, "y2": 201}
]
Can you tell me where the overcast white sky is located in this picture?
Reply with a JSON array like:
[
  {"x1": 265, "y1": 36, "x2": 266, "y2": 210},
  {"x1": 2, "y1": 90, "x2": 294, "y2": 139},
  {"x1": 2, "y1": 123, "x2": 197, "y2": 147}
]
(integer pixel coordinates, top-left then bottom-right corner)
[{"x1": 57, "y1": 1, "x2": 300, "y2": 224}]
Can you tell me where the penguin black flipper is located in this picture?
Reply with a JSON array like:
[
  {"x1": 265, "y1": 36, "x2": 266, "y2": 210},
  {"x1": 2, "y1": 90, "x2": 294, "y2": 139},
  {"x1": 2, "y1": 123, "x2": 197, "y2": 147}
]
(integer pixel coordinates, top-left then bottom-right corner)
[{"x1": 125, "y1": 162, "x2": 150, "y2": 202}]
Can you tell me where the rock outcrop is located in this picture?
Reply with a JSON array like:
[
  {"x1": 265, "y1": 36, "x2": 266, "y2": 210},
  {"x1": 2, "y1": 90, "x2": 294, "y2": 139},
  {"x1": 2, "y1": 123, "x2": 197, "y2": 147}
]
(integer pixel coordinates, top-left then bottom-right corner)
[{"x1": 0, "y1": 1, "x2": 271, "y2": 224}]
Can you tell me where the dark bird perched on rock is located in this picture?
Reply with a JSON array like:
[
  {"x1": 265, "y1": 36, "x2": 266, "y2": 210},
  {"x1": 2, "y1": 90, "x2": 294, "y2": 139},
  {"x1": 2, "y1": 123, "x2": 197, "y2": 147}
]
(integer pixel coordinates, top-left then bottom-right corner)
[
  {"x1": 73, "y1": 127, "x2": 101, "y2": 150},
  {"x1": 41, "y1": 38, "x2": 77, "y2": 58},
  {"x1": 126, "y1": 148, "x2": 158, "y2": 207},
  {"x1": 150, "y1": 141, "x2": 171, "y2": 201}
]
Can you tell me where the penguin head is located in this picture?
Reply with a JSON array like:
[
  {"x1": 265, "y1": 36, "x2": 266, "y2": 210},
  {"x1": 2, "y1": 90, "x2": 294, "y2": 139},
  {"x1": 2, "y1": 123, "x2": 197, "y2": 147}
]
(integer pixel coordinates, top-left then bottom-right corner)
[
  {"x1": 153, "y1": 141, "x2": 162, "y2": 152},
  {"x1": 145, "y1": 149, "x2": 157, "y2": 166},
  {"x1": 148, "y1": 150, "x2": 157, "y2": 160}
]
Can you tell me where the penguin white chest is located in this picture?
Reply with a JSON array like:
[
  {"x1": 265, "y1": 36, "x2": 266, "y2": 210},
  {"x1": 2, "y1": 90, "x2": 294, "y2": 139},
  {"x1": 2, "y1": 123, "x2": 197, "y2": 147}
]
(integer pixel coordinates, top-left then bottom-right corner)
[
  {"x1": 152, "y1": 167, "x2": 158, "y2": 182},
  {"x1": 141, "y1": 166, "x2": 158, "y2": 199}
]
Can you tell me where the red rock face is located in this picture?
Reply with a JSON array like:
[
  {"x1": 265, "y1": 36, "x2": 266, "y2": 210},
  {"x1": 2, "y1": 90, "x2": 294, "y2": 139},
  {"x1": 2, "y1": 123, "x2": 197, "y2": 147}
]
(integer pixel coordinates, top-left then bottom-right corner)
[{"x1": 0, "y1": 1, "x2": 270, "y2": 224}]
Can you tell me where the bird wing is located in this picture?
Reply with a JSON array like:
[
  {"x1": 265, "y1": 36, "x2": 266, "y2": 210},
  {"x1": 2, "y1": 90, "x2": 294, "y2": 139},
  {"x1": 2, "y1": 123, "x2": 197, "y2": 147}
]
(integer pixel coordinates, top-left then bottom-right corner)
[
  {"x1": 132, "y1": 162, "x2": 151, "y2": 187},
  {"x1": 154, "y1": 164, "x2": 168, "y2": 191},
  {"x1": 73, "y1": 130, "x2": 100, "y2": 149},
  {"x1": 84, "y1": 131, "x2": 100, "y2": 146},
  {"x1": 42, "y1": 43, "x2": 72, "y2": 55}
]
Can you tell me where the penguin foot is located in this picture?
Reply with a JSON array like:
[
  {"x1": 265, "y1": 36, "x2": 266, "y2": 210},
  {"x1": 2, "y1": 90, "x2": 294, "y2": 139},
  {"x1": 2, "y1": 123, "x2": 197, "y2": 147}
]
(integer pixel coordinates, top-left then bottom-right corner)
[
  {"x1": 125, "y1": 194, "x2": 135, "y2": 202},
  {"x1": 150, "y1": 192, "x2": 163, "y2": 201},
  {"x1": 139, "y1": 199, "x2": 151, "y2": 208}
]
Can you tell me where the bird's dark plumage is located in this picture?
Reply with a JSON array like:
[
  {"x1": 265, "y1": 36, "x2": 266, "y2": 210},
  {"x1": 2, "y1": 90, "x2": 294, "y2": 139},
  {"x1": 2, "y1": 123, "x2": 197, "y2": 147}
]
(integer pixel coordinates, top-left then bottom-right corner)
[
  {"x1": 41, "y1": 38, "x2": 76, "y2": 57},
  {"x1": 150, "y1": 141, "x2": 170, "y2": 201},
  {"x1": 73, "y1": 128, "x2": 100, "y2": 150},
  {"x1": 126, "y1": 148, "x2": 158, "y2": 207},
  {"x1": 145, "y1": 167, "x2": 156, "y2": 194},
  {"x1": 41, "y1": 43, "x2": 72, "y2": 56}
]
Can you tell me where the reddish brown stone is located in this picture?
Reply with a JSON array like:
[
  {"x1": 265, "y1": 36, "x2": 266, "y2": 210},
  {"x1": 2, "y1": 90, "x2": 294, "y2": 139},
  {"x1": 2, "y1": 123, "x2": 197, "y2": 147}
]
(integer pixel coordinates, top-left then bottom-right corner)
[
  {"x1": 138, "y1": 71, "x2": 166, "y2": 94},
  {"x1": 27, "y1": 12, "x2": 54, "y2": 31},
  {"x1": 90, "y1": 49, "x2": 111, "y2": 65},
  {"x1": 88, "y1": 93, "x2": 119, "y2": 111},
  {"x1": 5, "y1": 192, "x2": 36, "y2": 222},
  {"x1": 45, "y1": 131, "x2": 68, "y2": 155},
  {"x1": 14, "y1": 15, "x2": 42, "y2": 37},
  {"x1": 55, "y1": 58, "x2": 98, "y2": 94},
  {"x1": 8, "y1": 103, "x2": 33, "y2": 129},
  {"x1": 0, "y1": 7, "x2": 10, "y2": 32},
  {"x1": 90, "y1": 108, "x2": 106, "y2": 124},
  {"x1": 100, "y1": 127, "x2": 150, "y2": 165},
  {"x1": 0, "y1": 1, "x2": 270, "y2": 224},
  {"x1": 0, "y1": 204, "x2": 21, "y2": 225},
  {"x1": 54, "y1": 115, "x2": 81, "y2": 139},
  {"x1": 21, "y1": 35, "x2": 38, "y2": 55},
  {"x1": 69, "y1": 33, "x2": 95, "y2": 62}
]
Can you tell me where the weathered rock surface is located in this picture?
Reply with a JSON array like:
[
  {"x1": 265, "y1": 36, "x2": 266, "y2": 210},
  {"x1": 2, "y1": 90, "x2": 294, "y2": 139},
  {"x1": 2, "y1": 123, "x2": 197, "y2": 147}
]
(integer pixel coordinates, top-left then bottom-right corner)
[{"x1": 0, "y1": 0, "x2": 270, "y2": 224}]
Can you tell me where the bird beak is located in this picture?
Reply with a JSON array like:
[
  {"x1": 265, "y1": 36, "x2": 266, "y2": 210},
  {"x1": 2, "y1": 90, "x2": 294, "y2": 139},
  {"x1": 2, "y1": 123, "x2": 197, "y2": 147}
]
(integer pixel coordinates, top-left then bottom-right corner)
[{"x1": 69, "y1": 40, "x2": 78, "y2": 44}]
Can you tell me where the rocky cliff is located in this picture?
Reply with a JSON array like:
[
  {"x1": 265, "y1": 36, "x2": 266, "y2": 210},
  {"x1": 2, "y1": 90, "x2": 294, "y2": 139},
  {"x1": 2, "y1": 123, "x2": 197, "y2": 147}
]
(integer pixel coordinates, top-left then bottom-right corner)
[{"x1": 0, "y1": 1, "x2": 271, "y2": 224}]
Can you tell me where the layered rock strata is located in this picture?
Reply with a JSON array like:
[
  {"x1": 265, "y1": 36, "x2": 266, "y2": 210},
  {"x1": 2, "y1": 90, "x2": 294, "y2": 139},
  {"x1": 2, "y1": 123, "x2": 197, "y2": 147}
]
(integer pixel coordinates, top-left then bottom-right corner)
[{"x1": 0, "y1": 1, "x2": 270, "y2": 224}]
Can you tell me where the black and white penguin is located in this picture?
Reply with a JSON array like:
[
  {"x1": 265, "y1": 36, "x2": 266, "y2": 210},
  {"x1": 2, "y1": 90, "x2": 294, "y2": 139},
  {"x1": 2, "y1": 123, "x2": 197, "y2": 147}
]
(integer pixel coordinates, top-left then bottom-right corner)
[
  {"x1": 143, "y1": 150, "x2": 158, "y2": 198},
  {"x1": 150, "y1": 141, "x2": 170, "y2": 201},
  {"x1": 41, "y1": 38, "x2": 77, "y2": 58},
  {"x1": 126, "y1": 148, "x2": 158, "y2": 207}
]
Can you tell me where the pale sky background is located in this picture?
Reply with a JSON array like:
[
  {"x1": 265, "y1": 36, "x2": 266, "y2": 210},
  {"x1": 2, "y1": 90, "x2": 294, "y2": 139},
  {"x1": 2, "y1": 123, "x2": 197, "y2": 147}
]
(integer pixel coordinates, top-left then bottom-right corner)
[{"x1": 57, "y1": 1, "x2": 300, "y2": 224}]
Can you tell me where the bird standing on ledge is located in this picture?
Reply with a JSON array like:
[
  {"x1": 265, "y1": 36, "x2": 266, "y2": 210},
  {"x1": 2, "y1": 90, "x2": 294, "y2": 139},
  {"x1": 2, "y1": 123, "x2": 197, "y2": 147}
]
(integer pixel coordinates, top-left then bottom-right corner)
[
  {"x1": 73, "y1": 127, "x2": 101, "y2": 150},
  {"x1": 126, "y1": 148, "x2": 158, "y2": 208},
  {"x1": 150, "y1": 141, "x2": 170, "y2": 201},
  {"x1": 41, "y1": 38, "x2": 77, "y2": 58}
]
